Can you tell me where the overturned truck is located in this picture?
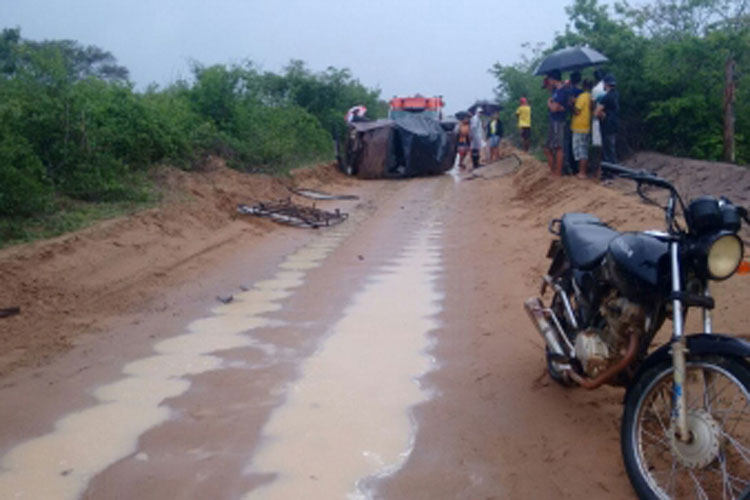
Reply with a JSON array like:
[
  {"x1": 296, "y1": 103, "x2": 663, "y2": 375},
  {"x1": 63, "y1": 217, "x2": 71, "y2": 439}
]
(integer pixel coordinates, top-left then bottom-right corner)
[{"x1": 337, "y1": 114, "x2": 457, "y2": 179}]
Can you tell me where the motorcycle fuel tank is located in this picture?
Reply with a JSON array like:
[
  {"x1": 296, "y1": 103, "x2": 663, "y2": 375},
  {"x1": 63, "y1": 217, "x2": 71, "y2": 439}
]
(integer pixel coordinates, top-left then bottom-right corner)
[{"x1": 606, "y1": 233, "x2": 670, "y2": 300}]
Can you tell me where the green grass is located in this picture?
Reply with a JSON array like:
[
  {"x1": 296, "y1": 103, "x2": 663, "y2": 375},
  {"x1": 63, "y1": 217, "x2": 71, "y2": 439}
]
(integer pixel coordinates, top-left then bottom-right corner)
[
  {"x1": 0, "y1": 153, "x2": 335, "y2": 250},
  {"x1": 0, "y1": 196, "x2": 158, "y2": 249}
]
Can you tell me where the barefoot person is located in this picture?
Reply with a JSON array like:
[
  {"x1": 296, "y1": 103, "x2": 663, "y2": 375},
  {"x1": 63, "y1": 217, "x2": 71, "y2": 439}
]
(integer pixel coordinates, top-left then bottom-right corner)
[
  {"x1": 455, "y1": 115, "x2": 473, "y2": 172},
  {"x1": 543, "y1": 70, "x2": 566, "y2": 176},
  {"x1": 487, "y1": 112, "x2": 503, "y2": 162},
  {"x1": 515, "y1": 97, "x2": 531, "y2": 152}
]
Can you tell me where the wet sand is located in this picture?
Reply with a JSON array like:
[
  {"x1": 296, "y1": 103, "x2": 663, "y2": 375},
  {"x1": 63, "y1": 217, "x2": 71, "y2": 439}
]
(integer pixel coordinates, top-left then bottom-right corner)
[{"x1": 1, "y1": 152, "x2": 749, "y2": 499}]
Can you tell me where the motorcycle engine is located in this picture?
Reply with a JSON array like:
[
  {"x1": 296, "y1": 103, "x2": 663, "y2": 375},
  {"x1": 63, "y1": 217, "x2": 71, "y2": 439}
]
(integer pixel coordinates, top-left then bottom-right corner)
[{"x1": 575, "y1": 292, "x2": 646, "y2": 378}]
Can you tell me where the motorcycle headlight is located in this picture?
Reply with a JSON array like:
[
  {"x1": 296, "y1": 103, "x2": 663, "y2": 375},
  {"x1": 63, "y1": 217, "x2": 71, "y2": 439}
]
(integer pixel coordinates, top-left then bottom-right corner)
[{"x1": 707, "y1": 233, "x2": 743, "y2": 280}]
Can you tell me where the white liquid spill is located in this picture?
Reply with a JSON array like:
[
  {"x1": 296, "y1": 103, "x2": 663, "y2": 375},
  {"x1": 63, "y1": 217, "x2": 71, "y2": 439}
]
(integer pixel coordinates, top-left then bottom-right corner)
[
  {"x1": 0, "y1": 223, "x2": 357, "y2": 500},
  {"x1": 245, "y1": 226, "x2": 443, "y2": 500}
]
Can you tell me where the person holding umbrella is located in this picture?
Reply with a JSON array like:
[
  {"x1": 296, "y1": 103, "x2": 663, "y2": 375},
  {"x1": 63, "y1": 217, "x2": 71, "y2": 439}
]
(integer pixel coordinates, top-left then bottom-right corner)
[{"x1": 544, "y1": 70, "x2": 567, "y2": 176}]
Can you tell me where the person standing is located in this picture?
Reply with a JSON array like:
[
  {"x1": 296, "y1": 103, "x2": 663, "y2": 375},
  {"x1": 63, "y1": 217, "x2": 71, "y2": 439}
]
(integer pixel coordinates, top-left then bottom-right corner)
[
  {"x1": 590, "y1": 70, "x2": 606, "y2": 177},
  {"x1": 543, "y1": 70, "x2": 566, "y2": 176},
  {"x1": 595, "y1": 74, "x2": 619, "y2": 165},
  {"x1": 487, "y1": 112, "x2": 503, "y2": 162},
  {"x1": 571, "y1": 80, "x2": 592, "y2": 179},
  {"x1": 563, "y1": 71, "x2": 583, "y2": 175},
  {"x1": 455, "y1": 115, "x2": 473, "y2": 172},
  {"x1": 470, "y1": 109, "x2": 484, "y2": 169},
  {"x1": 515, "y1": 97, "x2": 531, "y2": 152}
]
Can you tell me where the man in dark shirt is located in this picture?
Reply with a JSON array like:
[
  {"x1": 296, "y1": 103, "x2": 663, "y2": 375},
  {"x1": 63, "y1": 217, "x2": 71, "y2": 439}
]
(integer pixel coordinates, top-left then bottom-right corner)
[
  {"x1": 596, "y1": 74, "x2": 619, "y2": 165},
  {"x1": 544, "y1": 70, "x2": 567, "y2": 176}
]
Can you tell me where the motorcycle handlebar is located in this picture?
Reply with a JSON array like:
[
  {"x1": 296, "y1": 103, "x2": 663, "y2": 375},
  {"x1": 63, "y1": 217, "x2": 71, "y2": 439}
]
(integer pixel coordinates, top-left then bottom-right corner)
[
  {"x1": 601, "y1": 162, "x2": 750, "y2": 232},
  {"x1": 600, "y1": 162, "x2": 676, "y2": 192}
]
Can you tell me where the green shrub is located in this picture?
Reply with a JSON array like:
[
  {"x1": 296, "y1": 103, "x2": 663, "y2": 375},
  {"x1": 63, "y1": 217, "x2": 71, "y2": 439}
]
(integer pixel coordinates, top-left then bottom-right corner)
[
  {"x1": 58, "y1": 154, "x2": 151, "y2": 203},
  {"x1": 0, "y1": 135, "x2": 53, "y2": 216}
]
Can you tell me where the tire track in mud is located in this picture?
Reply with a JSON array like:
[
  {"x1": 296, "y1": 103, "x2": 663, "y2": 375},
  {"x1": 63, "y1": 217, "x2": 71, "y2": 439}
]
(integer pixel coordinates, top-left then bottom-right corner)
[
  {"x1": 0, "y1": 176, "x2": 457, "y2": 500},
  {"x1": 245, "y1": 221, "x2": 443, "y2": 499},
  {"x1": 0, "y1": 223, "x2": 358, "y2": 500}
]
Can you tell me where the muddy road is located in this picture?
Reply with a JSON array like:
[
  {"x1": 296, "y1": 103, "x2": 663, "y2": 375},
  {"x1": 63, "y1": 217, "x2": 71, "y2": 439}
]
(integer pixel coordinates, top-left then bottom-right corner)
[{"x1": 1, "y1": 154, "x2": 748, "y2": 499}]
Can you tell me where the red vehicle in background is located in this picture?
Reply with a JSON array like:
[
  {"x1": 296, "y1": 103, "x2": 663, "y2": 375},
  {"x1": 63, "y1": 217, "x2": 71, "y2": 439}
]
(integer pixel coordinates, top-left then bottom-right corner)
[
  {"x1": 337, "y1": 94, "x2": 455, "y2": 179},
  {"x1": 388, "y1": 95, "x2": 444, "y2": 121}
]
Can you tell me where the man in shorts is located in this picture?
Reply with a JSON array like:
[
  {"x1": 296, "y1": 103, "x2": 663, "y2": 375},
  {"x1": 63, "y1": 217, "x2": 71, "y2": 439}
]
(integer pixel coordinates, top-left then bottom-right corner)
[
  {"x1": 515, "y1": 97, "x2": 531, "y2": 151},
  {"x1": 454, "y1": 115, "x2": 473, "y2": 172},
  {"x1": 487, "y1": 112, "x2": 503, "y2": 162},
  {"x1": 571, "y1": 79, "x2": 592, "y2": 178},
  {"x1": 543, "y1": 70, "x2": 566, "y2": 176}
]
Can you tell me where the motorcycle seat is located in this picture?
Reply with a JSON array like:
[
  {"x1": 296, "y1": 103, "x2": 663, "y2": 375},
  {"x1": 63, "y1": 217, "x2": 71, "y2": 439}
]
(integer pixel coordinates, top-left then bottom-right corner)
[{"x1": 561, "y1": 213, "x2": 618, "y2": 270}]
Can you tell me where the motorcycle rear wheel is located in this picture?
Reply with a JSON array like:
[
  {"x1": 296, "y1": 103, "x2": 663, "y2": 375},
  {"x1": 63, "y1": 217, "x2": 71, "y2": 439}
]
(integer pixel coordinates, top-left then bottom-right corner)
[{"x1": 621, "y1": 355, "x2": 750, "y2": 499}]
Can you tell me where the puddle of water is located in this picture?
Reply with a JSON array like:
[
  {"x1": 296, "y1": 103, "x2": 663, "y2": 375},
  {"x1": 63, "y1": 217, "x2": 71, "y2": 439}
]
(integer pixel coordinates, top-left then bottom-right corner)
[
  {"x1": 245, "y1": 226, "x2": 443, "y2": 500},
  {"x1": 0, "y1": 225, "x2": 356, "y2": 500}
]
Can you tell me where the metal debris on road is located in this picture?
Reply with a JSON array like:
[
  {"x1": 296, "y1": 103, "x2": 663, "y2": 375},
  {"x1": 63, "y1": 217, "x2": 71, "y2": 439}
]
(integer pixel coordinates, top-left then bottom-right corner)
[
  {"x1": 0, "y1": 307, "x2": 20, "y2": 318},
  {"x1": 289, "y1": 188, "x2": 359, "y2": 201},
  {"x1": 238, "y1": 200, "x2": 349, "y2": 229}
]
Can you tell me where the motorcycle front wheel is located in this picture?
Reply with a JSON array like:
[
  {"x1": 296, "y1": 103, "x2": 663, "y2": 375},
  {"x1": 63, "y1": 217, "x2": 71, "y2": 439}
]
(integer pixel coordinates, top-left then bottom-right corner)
[{"x1": 621, "y1": 355, "x2": 750, "y2": 499}]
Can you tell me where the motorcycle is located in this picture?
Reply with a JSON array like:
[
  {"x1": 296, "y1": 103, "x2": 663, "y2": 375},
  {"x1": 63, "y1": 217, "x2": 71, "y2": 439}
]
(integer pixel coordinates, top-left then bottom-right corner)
[{"x1": 525, "y1": 162, "x2": 750, "y2": 499}]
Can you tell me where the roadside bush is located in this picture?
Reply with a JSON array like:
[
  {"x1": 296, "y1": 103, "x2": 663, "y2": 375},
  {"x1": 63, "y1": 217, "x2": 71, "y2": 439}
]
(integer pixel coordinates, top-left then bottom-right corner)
[
  {"x1": 494, "y1": 0, "x2": 750, "y2": 164},
  {"x1": 0, "y1": 135, "x2": 53, "y2": 216},
  {"x1": 0, "y1": 28, "x2": 383, "y2": 243},
  {"x1": 57, "y1": 154, "x2": 151, "y2": 203}
]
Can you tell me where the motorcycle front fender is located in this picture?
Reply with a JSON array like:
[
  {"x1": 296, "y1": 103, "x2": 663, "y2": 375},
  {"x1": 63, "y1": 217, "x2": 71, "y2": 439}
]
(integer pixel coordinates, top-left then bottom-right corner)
[{"x1": 625, "y1": 334, "x2": 750, "y2": 399}]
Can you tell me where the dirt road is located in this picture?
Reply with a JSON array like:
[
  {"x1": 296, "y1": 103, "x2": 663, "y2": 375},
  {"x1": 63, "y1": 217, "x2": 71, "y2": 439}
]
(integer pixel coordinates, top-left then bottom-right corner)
[{"x1": 0, "y1": 153, "x2": 748, "y2": 499}]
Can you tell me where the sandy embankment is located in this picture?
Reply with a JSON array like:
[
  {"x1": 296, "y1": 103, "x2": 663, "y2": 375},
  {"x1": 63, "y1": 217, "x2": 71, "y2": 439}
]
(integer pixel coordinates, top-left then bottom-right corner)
[{"x1": 0, "y1": 158, "x2": 355, "y2": 375}]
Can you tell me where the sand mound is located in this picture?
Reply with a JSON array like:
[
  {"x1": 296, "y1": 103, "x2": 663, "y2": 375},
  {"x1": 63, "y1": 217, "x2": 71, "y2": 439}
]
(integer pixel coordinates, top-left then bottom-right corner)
[{"x1": 0, "y1": 158, "x2": 353, "y2": 375}]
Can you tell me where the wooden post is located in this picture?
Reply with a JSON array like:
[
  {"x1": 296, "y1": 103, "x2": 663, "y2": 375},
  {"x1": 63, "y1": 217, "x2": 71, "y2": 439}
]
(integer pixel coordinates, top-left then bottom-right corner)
[{"x1": 722, "y1": 56, "x2": 736, "y2": 163}]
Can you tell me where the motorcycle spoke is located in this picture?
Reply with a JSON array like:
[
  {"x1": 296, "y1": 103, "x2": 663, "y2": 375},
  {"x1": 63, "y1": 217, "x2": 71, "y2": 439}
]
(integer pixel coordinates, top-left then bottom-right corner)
[
  {"x1": 722, "y1": 431, "x2": 750, "y2": 464},
  {"x1": 641, "y1": 426, "x2": 671, "y2": 449},
  {"x1": 718, "y1": 452, "x2": 729, "y2": 500},
  {"x1": 633, "y1": 362, "x2": 750, "y2": 499},
  {"x1": 650, "y1": 386, "x2": 672, "y2": 434},
  {"x1": 716, "y1": 450, "x2": 749, "y2": 500},
  {"x1": 688, "y1": 469, "x2": 711, "y2": 500},
  {"x1": 689, "y1": 372, "x2": 730, "y2": 410}
]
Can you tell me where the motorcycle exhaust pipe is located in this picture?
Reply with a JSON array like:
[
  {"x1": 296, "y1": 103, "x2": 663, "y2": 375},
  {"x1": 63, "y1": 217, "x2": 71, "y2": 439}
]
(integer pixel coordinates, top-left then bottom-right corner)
[{"x1": 524, "y1": 297, "x2": 568, "y2": 358}]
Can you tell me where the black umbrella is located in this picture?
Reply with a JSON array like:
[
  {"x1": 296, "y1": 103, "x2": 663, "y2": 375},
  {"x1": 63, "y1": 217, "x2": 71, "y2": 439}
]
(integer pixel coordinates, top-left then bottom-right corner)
[
  {"x1": 533, "y1": 46, "x2": 609, "y2": 76},
  {"x1": 455, "y1": 111, "x2": 470, "y2": 120},
  {"x1": 468, "y1": 100, "x2": 503, "y2": 115}
]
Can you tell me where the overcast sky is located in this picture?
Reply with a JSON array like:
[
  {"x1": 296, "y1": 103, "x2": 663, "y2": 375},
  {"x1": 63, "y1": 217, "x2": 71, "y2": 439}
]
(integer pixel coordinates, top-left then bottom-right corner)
[{"x1": 1, "y1": 0, "x2": 577, "y2": 113}]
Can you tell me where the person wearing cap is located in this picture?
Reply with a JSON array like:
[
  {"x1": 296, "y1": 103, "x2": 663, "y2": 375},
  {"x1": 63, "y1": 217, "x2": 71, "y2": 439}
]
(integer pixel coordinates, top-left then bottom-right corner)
[
  {"x1": 515, "y1": 97, "x2": 531, "y2": 152},
  {"x1": 595, "y1": 74, "x2": 619, "y2": 166},
  {"x1": 544, "y1": 69, "x2": 566, "y2": 176}
]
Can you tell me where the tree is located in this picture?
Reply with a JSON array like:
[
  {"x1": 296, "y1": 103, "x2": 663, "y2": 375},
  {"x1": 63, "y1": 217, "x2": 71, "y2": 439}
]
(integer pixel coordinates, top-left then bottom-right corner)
[
  {"x1": 490, "y1": 42, "x2": 550, "y2": 146},
  {"x1": 619, "y1": 0, "x2": 750, "y2": 162}
]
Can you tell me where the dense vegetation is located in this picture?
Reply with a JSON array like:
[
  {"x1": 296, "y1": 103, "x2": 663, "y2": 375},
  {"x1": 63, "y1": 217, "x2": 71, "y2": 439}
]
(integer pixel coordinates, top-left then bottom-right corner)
[
  {"x1": 492, "y1": 0, "x2": 750, "y2": 164},
  {"x1": 0, "y1": 28, "x2": 384, "y2": 242}
]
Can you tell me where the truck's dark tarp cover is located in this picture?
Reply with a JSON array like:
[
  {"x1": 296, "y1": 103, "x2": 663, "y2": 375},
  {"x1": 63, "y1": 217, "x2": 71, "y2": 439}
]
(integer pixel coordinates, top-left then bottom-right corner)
[{"x1": 342, "y1": 115, "x2": 455, "y2": 179}]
